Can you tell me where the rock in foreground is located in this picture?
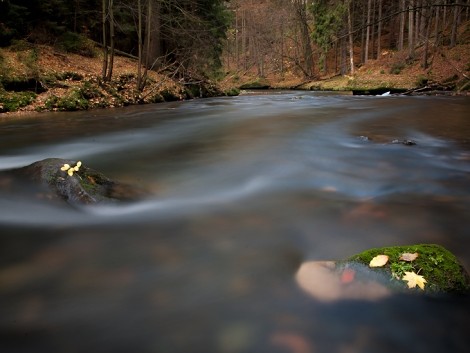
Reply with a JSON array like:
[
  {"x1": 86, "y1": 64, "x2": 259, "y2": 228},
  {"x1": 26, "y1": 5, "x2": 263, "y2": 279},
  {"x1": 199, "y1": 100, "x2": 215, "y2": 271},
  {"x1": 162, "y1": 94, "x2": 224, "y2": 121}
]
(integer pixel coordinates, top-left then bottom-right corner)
[{"x1": 296, "y1": 244, "x2": 470, "y2": 302}]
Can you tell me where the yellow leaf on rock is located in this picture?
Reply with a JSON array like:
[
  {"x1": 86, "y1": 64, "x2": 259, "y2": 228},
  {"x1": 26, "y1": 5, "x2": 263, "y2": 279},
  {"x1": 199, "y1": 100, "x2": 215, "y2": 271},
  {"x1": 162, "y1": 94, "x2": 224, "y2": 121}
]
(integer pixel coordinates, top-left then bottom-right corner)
[
  {"x1": 399, "y1": 252, "x2": 419, "y2": 261},
  {"x1": 369, "y1": 254, "x2": 389, "y2": 267},
  {"x1": 61, "y1": 164, "x2": 71, "y2": 171},
  {"x1": 402, "y1": 271, "x2": 427, "y2": 290}
]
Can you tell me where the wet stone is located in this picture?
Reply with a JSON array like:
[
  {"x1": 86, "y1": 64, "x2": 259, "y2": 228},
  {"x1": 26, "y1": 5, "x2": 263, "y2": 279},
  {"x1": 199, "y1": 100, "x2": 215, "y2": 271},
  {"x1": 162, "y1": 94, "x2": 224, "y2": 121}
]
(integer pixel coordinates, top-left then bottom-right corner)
[{"x1": 7, "y1": 158, "x2": 146, "y2": 206}]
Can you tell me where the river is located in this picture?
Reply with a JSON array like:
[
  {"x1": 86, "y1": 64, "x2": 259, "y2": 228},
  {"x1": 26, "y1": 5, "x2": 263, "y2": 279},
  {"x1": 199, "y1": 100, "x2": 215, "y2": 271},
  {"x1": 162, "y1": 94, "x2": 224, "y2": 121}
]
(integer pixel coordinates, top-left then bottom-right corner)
[{"x1": 1, "y1": 91, "x2": 469, "y2": 352}]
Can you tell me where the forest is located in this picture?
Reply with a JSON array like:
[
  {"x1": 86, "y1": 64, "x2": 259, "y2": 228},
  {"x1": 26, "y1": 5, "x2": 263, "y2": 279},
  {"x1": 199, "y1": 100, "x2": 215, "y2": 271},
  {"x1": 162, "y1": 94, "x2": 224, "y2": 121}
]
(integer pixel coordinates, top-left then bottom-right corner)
[
  {"x1": 0, "y1": 0, "x2": 469, "y2": 112},
  {"x1": 225, "y1": 0, "x2": 470, "y2": 79}
]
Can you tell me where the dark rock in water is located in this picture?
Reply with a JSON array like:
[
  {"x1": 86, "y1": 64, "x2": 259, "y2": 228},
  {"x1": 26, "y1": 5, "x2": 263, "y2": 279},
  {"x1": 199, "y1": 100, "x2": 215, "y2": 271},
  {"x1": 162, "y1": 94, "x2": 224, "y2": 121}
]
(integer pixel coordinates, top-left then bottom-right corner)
[
  {"x1": 391, "y1": 139, "x2": 417, "y2": 146},
  {"x1": 296, "y1": 244, "x2": 470, "y2": 302},
  {"x1": 10, "y1": 158, "x2": 146, "y2": 206}
]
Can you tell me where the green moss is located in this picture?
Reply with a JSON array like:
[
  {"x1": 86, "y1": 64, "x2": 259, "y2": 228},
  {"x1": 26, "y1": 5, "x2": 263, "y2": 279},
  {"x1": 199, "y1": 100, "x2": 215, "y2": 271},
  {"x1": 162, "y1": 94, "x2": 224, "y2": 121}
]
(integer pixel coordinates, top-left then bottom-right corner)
[
  {"x1": 148, "y1": 93, "x2": 164, "y2": 103},
  {"x1": 80, "y1": 81, "x2": 102, "y2": 99},
  {"x1": 184, "y1": 84, "x2": 201, "y2": 99},
  {"x1": 239, "y1": 79, "x2": 270, "y2": 90},
  {"x1": 160, "y1": 89, "x2": 180, "y2": 101},
  {"x1": 390, "y1": 62, "x2": 405, "y2": 75},
  {"x1": 45, "y1": 88, "x2": 89, "y2": 111},
  {"x1": 0, "y1": 91, "x2": 36, "y2": 112},
  {"x1": 224, "y1": 87, "x2": 240, "y2": 96},
  {"x1": 347, "y1": 244, "x2": 470, "y2": 294},
  {"x1": 415, "y1": 75, "x2": 429, "y2": 87}
]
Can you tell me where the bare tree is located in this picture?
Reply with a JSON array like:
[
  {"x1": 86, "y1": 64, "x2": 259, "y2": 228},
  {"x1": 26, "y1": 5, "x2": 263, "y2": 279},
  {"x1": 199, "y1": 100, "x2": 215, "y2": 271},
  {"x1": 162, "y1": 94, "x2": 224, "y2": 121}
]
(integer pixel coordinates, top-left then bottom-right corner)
[
  {"x1": 451, "y1": 0, "x2": 461, "y2": 47},
  {"x1": 101, "y1": 0, "x2": 108, "y2": 79},
  {"x1": 293, "y1": 0, "x2": 315, "y2": 78},
  {"x1": 101, "y1": 0, "x2": 115, "y2": 81},
  {"x1": 399, "y1": 0, "x2": 406, "y2": 51},
  {"x1": 365, "y1": 0, "x2": 372, "y2": 62},
  {"x1": 377, "y1": 0, "x2": 382, "y2": 58},
  {"x1": 408, "y1": 0, "x2": 415, "y2": 58},
  {"x1": 137, "y1": 0, "x2": 143, "y2": 90},
  {"x1": 348, "y1": 0, "x2": 355, "y2": 74},
  {"x1": 106, "y1": 0, "x2": 115, "y2": 81}
]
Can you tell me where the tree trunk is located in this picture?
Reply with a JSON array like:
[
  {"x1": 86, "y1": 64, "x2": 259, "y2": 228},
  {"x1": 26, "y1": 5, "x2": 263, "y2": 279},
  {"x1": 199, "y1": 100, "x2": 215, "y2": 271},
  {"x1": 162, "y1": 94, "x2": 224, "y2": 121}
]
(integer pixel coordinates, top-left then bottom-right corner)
[
  {"x1": 106, "y1": 0, "x2": 114, "y2": 82},
  {"x1": 365, "y1": 0, "x2": 372, "y2": 62},
  {"x1": 294, "y1": 0, "x2": 314, "y2": 78},
  {"x1": 137, "y1": 0, "x2": 143, "y2": 91},
  {"x1": 408, "y1": 0, "x2": 415, "y2": 58},
  {"x1": 144, "y1": 0, "x2": 162, "y2": 71},
  {"x1": 450, "y1": 1, "x2": 460, "y2": 47},
  {"x1": 422, "y1": 8, "x2": 432, "y2": 69},
  {"x1": 371, "y1": 0, "x2": 376, "y2": 59},
  {"x1": 140, "y1": 0, "x2": 152, "y2": 88},
  {"x1": 414, "y1": 0, "x2": 420, "y2": 45},
  {"x1": 434, "y1": 3, "x2": 440, "y2": 46},
  {"x1": 348, "y1": 1, "x2": 355, "y2": 75},
  {"x1": 101, "y1": 0, "x2": 108, "y2": 80},
  {"x1": 241, "y1": 10, "x2": 247, "y2": 71},
  {"x1": 377, "y1": 0, "x2": 382, "y2": 58},
  {"x1": 280, "y1": 20, "x2": 284, "y2": 77},
  {"x1": 235, "y1": 8, "x2": 239, "y2": 70},
  {"x1": 398, "y1": 0, "x2": 405, "y2": 51}
]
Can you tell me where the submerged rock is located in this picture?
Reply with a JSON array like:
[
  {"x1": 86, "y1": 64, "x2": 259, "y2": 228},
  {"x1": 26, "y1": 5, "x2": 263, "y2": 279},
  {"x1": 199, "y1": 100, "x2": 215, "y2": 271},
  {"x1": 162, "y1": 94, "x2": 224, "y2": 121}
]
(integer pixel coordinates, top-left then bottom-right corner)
[
  {"x1": 391, "y1": 139, "x2": 417, "y2": 146},
  {"x1": 296, "y1": 244, "x2": 470, "y2": 302},
  {"x1": 10, "y1": 158, "x2": 146, "y2": 206}
]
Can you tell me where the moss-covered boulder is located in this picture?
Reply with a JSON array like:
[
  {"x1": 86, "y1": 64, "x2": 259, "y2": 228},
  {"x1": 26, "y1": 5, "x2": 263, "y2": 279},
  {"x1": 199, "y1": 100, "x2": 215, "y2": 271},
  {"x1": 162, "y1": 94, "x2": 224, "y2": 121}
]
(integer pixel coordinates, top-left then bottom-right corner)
[
  {"x1": 345, "y1": 244, "x2": 470, "y2": 294},
  {"x1": 10, "y1": 158, "x2": 146, "y2": 206},
  {"x1": 296, "y1": 244, "x2": 470, "y2": 302},
  {"x1": 239, "y1": 78, "x2": 271, "y2": 90}
]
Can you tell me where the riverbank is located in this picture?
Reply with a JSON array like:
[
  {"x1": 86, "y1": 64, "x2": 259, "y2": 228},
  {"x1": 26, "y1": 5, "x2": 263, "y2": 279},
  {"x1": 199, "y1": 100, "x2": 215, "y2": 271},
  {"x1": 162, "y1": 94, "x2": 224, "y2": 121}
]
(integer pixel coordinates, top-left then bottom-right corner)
[
  {"x1": 0, "y1": 43, "x2": 238, "y2": 115},
  {"x1": 2, "y1": 40, "x2": 470, "y2": 115},
  {"x1": 298, "y1": 43, "x2": 470, "y2": 95},
  {"x1": 226, "y1": 42, "x2": 470, "y2": 96}
]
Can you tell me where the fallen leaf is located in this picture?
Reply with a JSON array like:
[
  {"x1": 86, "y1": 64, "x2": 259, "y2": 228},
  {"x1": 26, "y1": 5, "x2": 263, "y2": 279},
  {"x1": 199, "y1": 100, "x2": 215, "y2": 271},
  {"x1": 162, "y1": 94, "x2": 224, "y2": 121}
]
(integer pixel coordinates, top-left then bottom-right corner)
[
  {"x1": 402, "y1": 271, "x2": 427, "y2": 290},
  {"x1": 399, "y1": 252, "x2": 419, "y2": 261},
  {"x1": 369, "y1": 254, "x2": 389, "y2": 267},
  {"x1": 73, "y1": 161, "x2": 82, "y2": 171}
]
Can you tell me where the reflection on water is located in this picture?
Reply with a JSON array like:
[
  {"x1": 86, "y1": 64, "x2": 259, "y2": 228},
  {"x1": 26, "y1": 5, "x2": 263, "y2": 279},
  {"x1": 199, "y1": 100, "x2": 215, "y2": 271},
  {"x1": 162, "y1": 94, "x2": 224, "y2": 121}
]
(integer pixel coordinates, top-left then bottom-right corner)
[{"x1": 1, "y1": 92, "x2": 470, "y2": 352}]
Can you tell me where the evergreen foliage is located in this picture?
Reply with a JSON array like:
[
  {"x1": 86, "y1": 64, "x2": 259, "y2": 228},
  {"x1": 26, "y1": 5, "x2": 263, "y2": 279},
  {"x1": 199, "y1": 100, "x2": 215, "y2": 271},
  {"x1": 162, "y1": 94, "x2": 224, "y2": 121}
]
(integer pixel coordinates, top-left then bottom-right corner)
[
  {"x1": 310, "y1": 0, "x2": 347, "y2": 73},
  {"x1": 0, "y1": 0, "x2": 230, "y2": 77}
]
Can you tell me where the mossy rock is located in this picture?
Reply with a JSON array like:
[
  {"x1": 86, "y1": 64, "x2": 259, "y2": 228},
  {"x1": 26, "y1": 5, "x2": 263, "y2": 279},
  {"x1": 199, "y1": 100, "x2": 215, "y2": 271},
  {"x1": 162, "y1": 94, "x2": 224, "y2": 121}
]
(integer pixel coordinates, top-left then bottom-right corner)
[
  {"x1": 344, "y1": 244, "x2": 470, "y2": 294},
  {"x1": 239, "y1": 78, "x2": 271, "y2": 90},
  {"x1": 160, "y1": 89, "x2": 181, "y2": 102},
  {"x1": 224, "y1": 87, "x2": 240, "y2": 96},
  {"x1": 296, "y1": 244, "x2": 469, "y2": 302},
  {"x1": 11, "y1": 158, "x2": 146, "y2": 206}
]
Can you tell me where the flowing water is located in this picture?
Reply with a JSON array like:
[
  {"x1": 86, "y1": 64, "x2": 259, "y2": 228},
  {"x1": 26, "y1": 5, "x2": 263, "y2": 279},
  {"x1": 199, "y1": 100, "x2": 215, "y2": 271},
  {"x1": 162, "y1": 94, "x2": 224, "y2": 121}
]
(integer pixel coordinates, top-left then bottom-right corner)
[{"x1": 1, "y1": 91, "x2": 469, "y2": 353}]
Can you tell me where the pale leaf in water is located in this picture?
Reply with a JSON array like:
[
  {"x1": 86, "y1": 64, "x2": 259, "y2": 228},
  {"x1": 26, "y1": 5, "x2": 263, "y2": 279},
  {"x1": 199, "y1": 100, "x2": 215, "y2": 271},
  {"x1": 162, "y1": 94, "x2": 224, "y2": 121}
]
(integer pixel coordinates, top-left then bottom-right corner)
[
  {"x1": 399, "y1": 252, "x2": 419, "y2": 262},
  {"x1": 369, "y1": 254, "x2": 389, "y2": 267}
]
